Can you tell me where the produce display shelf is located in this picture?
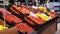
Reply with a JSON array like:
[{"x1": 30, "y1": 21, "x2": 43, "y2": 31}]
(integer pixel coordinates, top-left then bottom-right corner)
[
  {"x1": 8, "y1": 4, "x2": 58, "y2": 34},
  {"x1": 0, "y1": 4, "x2": 58, "y2": 34}
]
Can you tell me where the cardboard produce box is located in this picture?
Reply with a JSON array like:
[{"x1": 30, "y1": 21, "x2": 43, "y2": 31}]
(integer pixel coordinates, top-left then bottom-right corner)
[
  {"x1": 0, "y1": 19, "x2": 4, "y2": 25},
  {"x1": 0, "y1": 27, "x2": 18, "y2": 34},
  {"x1": 0, "y1": 19, "x2": 18, "y2": 34}
]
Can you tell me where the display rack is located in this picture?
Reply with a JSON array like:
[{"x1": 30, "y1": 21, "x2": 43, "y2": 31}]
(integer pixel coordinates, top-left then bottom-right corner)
[{"x1": 0, "y1": 0, "x2": 58, "y2": 34}]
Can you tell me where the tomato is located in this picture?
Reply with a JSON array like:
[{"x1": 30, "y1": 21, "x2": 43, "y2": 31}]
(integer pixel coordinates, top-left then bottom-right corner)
[
  {"x1": 0, "y1": 8, "x2": 11, "y2": 15},
  {"x1": 2, "y1": 15, "x2": 22, "y2": 24},
  {"x1": 28, "y1": 15, "x2": 45, "y2": 24},
  {"x1": 16, "y1": 23, "x2": 34, "y2": 33}
]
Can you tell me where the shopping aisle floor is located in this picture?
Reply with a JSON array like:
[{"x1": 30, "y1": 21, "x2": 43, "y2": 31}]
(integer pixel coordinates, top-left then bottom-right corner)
[{"x1": 55, "y1": 23, "x2": 60, "y2": 34}]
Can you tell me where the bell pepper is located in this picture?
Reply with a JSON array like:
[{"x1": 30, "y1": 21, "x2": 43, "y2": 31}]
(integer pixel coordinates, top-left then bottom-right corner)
[
  {"x1": 36, "y1": 13, "x2": 50, "y2": 21},
  {"x1": 0, "y1": 25, "x2": 8, "y2": 30},
  {"x1": 47, "y1": 12, "x2": 57, "y2": 18},
  {"x1": 38, "y1": 6, "x2": 48, "y2": 13}
]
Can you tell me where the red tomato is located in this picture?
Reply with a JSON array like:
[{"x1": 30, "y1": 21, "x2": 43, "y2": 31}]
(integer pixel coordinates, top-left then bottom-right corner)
[
  {"x1": 0, "y1": 8, "x2": 11, "y2": 15},
  {"x1": 28, "y1": 15, "x2": 45, "y2": 24},
  {"x1": 2, "y1": 15, "x2": 22, "y2": 24},
  {"x1": 16, "y1": 23, "x2": 34, "y2": 33}
]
